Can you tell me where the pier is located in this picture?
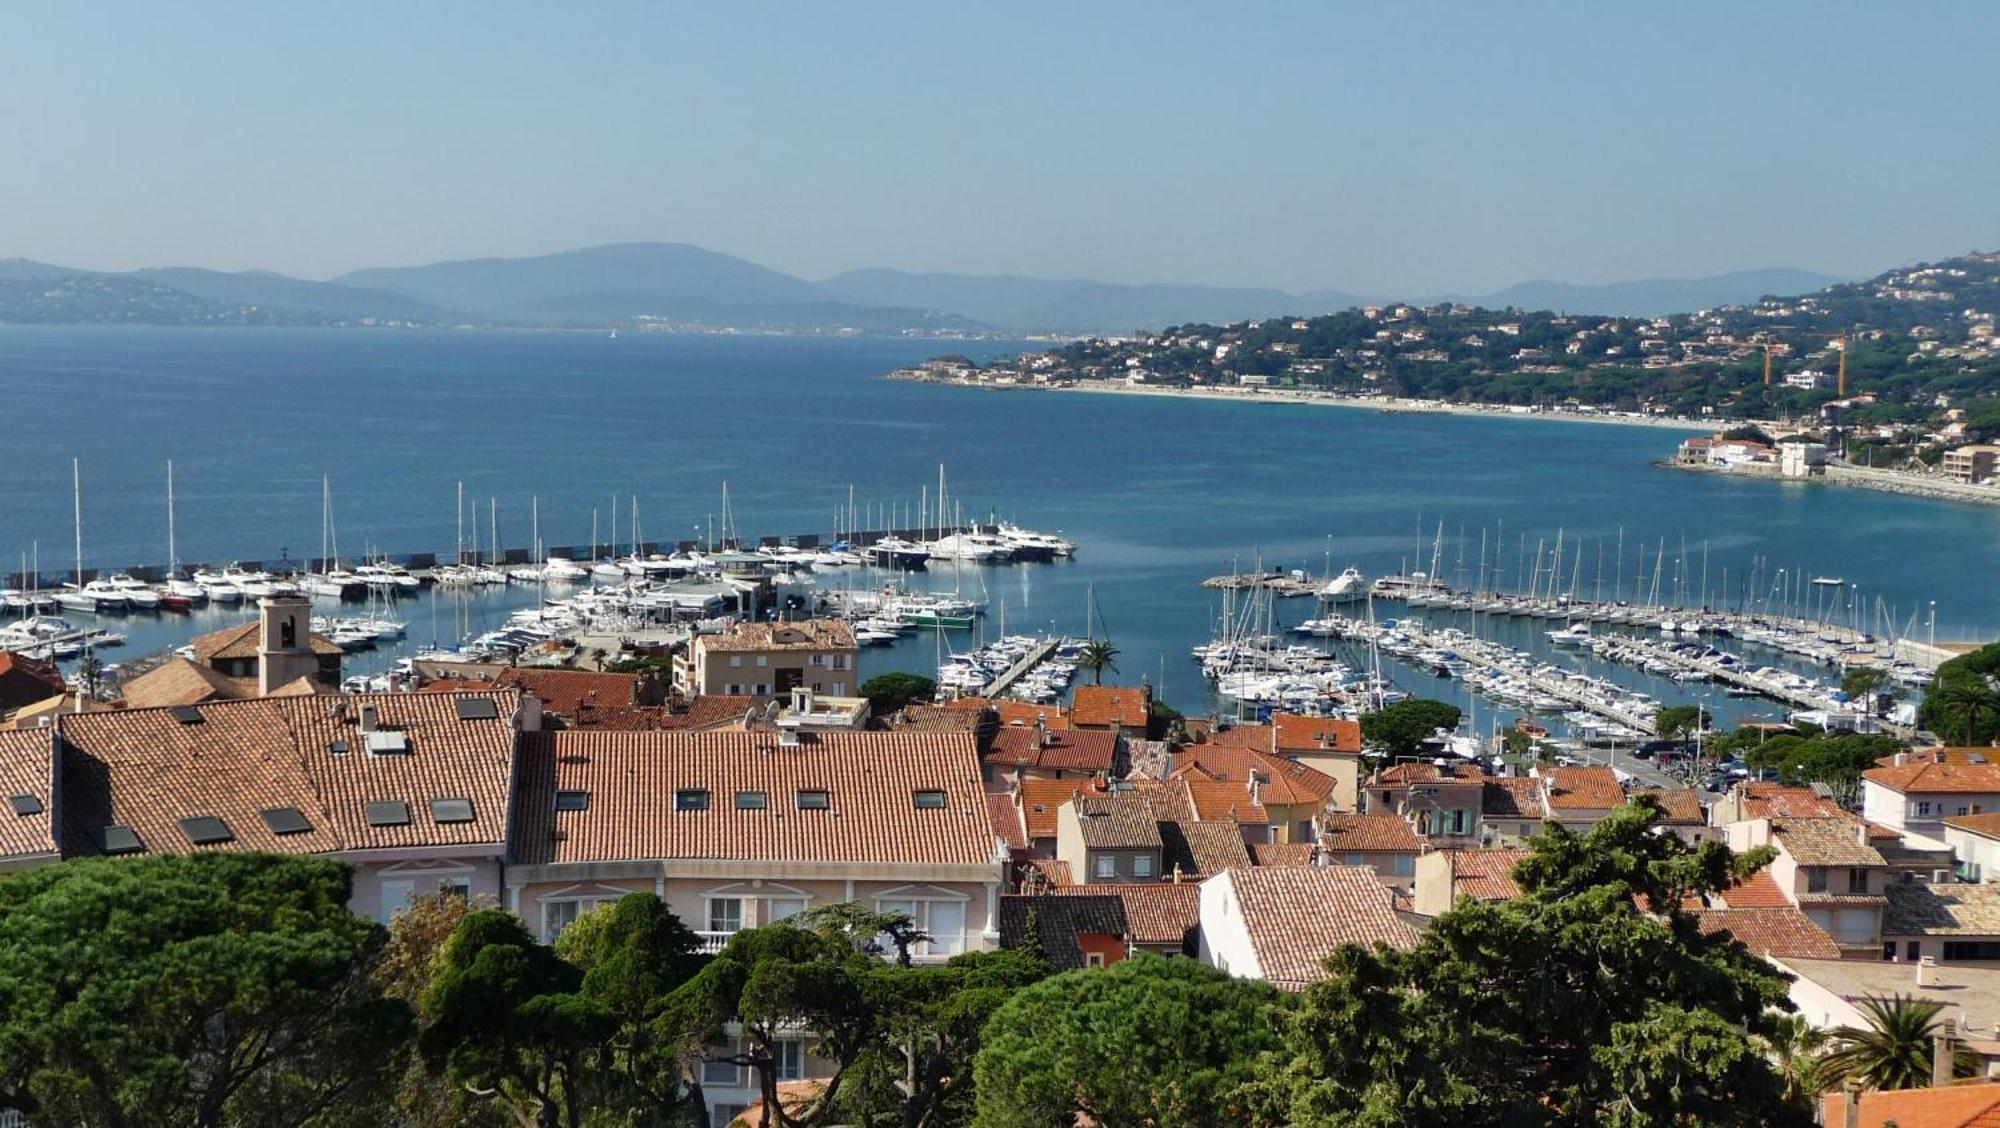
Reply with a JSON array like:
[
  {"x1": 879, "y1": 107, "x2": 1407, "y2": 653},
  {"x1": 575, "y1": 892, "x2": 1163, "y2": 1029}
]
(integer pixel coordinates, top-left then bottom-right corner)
[{"x1": 983, "y1": 636, "x2": 1064, "y2": 699}]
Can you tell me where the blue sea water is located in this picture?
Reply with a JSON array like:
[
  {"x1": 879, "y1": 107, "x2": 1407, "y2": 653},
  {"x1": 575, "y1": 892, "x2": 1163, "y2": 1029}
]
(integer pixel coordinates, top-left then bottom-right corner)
[{"x1": 1, "y1": 325, "x2": 1995, "y2": 723}]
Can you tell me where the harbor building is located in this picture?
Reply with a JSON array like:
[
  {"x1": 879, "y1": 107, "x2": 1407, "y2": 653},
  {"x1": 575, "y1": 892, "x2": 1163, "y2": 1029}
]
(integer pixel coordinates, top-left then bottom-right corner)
[
  {"x1": 672, "y1": 619, "x2": 858, "y2": 698},
  {"x1": 1943, "y1": 443, "x2": 2000, "y2": 485}
]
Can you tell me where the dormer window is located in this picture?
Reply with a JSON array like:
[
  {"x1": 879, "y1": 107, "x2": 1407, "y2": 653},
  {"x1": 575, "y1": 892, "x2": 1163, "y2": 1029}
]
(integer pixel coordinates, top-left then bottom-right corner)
[
  {"x1": 795, "y1": 789, "x2": 830, "y2": 810},
  {"x1": 676, "y1": 789, "x2": 711, "y2": 812},
  {"x1": 913, "y1": 790, "x2": 946, "y2": 810}
]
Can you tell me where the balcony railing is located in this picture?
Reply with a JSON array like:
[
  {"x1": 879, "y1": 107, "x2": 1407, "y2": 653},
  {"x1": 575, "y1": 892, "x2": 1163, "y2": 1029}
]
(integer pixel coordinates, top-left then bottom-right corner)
[{"x1": 695, "y1": 929, "x2": 972, "y2": 960}]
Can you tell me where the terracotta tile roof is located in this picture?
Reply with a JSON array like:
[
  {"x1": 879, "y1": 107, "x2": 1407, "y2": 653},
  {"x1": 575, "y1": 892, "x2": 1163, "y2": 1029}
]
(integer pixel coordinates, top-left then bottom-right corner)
[
  {"x1": 1885, "y1": 881, "x2": 2000, "y2": 937},
  {"x1": 1542, "y1": 766, "x2": 1624, "y2": 811},
  {"x1": 1720, "y1": 868, "x2": 1795, "y2": 908},
  {"x1": 1319, "y1": 812, "x2": 1422, "y2": 854},
  {"x1": 1069, "y1": 685, "x2": 1149, "y2": 729},
  {"x1": 1179, "y1": 776, "x2": 1270, "y2": 825},
  {"x1": 1884, "y1": 747, "x2": 2000, "y2": 768},
  {"x1": 0, "y1": 651, "x2": 66, "y2": 716},
  {"x1": 1482, "y1": 777, "x2": 1547, "y2": 820},
  {"x1": 945, "y1": 696, "x2": 1072, "y2": 729},
  {"x1": 1273, "y1": 713, "x2": 1361, "y2": 754},
  {"x1": 1820, "y1": 1081, "x2": 2000, "y2": 1128},
  {"x1": 697, "y1": 619, "x2": 855, "y2": 653},
  {"x1": 190, "y1": 619, "x2": 343, "y2": 661},
  {"x1": 1772, "y1": 816, "x2": 1886, "y2": 867},
  {"x1": 893, "y1": 705, "x2": 986, "y2": 734},
  {"x1": 1250, "y1": 842, "x2": 1319, "y2": 867},
  {"x1": 1072, "y1": 795, "x2": 1164, "y2": 850},
  {"x1": 1733, "y1": 782, "x2": 1845, "y2": 819},
  {"x1": 1054, "y1": 882, "x2": 1199, "y2": 947},
  {"x1": 119, "y1": 657, "x2": 254, "y2": 709},
  {"x1": 1865, "y1": 762, "x2": 2000, "y2": 796},
  {"x1": 1160, "y1": 819, "x2": 1252, "y2": 878},
  {"x1": 1017, "y1": 778, "x2": 1107, "y2": 840},
  {"x1": 1375, "y1": 762, "x2": 1476, "y2": 785},
  {"x1": 1218, "y1": 865, "x2": 1419, "y2": 987},
  {"x1": 987, "y1": 793, "x2": 1028, "y2": 852},
  {"x1": 1693, "y1": 907, "x2": 1841, "y2": 959},
  {"x1": 493, "y1": 668, "x2": 646, "y2": 721},
  {"x1": 1632, "y1": 787, "x2": 1705, "y2": 825},
  {"x1": 1024, "y1": 858, "x2": 1074, "y2": 888},
  {"x1": 0, "y1": 728, "x2": 57, "y2": 861},
  {"x1": 1172, "y1": 746, "x2": 1336, "y2": 806},
  {"x1": 515, "y1": 729, "x2": 996, "y2": 868},
  {"x1": 998, "y1": 894, "x2": 1126, "y2": 969},
  {"x1": 1946, "y1": 812, "x2": 2000, "y2": 839},
  {"x1": 1208, "y1": 724, "x2": 1274, "y2": 752},
  {"x1": 986, "y1": 726, "x2": 1120, "y2": 774},
  {"x1": 1446, "y1": 848, "x2": 1531, "y2": 902},
  {"x1": 1134, "y1": 777, "x2": 1198, "y2": 823},
  {"x1": 659, "y1": 694, "x2": 760, "y2": 731}
]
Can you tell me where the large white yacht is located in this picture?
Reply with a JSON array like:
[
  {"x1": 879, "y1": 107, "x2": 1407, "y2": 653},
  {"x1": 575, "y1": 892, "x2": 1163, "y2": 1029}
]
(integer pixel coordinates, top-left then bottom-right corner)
[
  {"x1": 1317, "y1": 567, "x2": 1369, "y2": 604},
  {"x1": 104, "y1": 572, "x2": 163, "y2": 609}
]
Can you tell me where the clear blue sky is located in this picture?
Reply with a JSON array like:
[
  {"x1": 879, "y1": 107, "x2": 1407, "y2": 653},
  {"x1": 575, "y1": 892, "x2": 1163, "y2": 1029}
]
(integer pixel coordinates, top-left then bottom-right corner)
[{"x1": 2, "y1": 2, "x2": 1995, "y2": 294}]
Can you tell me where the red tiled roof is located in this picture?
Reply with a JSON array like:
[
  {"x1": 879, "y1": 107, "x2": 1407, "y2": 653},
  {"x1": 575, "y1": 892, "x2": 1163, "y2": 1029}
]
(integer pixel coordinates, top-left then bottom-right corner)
[
  {"x1": 945, "y1": 696, "x2": 1072, "y2": 730},
  {"x1": 1720, "y1": 868, "x2": 1794, "y2": 908},
  {"x1": 1865, "y1": 762, "x2": 2000, "y2": 796},
  {"x1": 1016, "y1": 778, "x2": 1108, "y2": 841},
  {"x1": 1632, "y1": 787, "x2": 1705, "y2": 825},
  {"x1": 1208, "y1": 724, "x2": 1274, "y2": 752},
  {"x1": 1945, "y1": 812, "x2": 2000, "y2": 839},
  {"x1": 54, "y1": 692, "x2": 518, "y2": 859},
  {"x1": 1172, "y1": 745, "x2": 1335, "y2": 807},
  {"x1": 1273, "y1": 713, "x2": 1361, "y2": 754},
  {"x1": 1250, "y1": 842, "x2": 1318, "y2": 867},
  {"x1": 987, "y1": 792, "x2": 1028, "y2": 852},
  {"x1": 986, "y1": 726, "x2": 1120, "y2": 774},
  {"x1": 1072, "y1": 795, "x2": 1163, "y2": 850},
  {"x1": 1543, "y1": 766, "x2": 1624, "y2": 811},
  {"x1": 696, "y1": 619, "x2": 855, "y2": 653},
  {"x1": 1070, "y1": 685, "x2": 1149, "y2": 729},
  {"x1": 493, "y1": 668, "x2": 645, "y2": 721},
  {"x1": 1054, "y1": 882, "x2": 1200, "y2": 947},
  {"x1": 1448, "y1": 848, "x2": 1531, "y2": 902},
  {"x1": 1819, "y1": 1082, "x2": 2000, "y2": 1128},
  {"x1": 1482, "y1": 777, "x2": 1547, "y2": 820},
  {"x1": 190, "y1": 620, "x2": 343, "y2": 661},
  {"x1": 1374, "y1": 762, "x2": 1476, "y2": 785},
  {"x1": 1732, "y1": 782, "x2": 1845, "y2": 819},
  {"x1": 1883, "y1": 747, "x2": 1999, "y2": 768},
  {"x1": 515, "y1": 729, "x2": 996, "y2": 868},
  {"x1": 0, "y1": 651, "x2": 66, "y2": 715},
  {"x1": 1221, "y1": 865, "x2": 1419, "y2": 987},
  {"x1": 1160, "y1": 819, "x2": 1253, "y2": 877},
  {"x1": 1179, "y1": 776, "x2": 1269, "y2": 825},
  {"x1": 0, "y1": 728, "x2": 57, "y2": 861},
  {"x1": 118, "y1": 657, "x2": 255, "y2": 709},
  {"x1": 1319, "y1": 812, "x2": 1421, "y2": 854},
  {"x1": 1694, "y1": 907, "x2": 1840, "y2": 959},
  {"x1": 659, "y1": 694, "x2": 760, "y2": 731}
]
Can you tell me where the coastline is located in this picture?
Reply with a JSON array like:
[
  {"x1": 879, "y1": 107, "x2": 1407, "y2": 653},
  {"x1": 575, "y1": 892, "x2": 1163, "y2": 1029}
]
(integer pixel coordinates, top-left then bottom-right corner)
[
  {"x1": 893, "y1": 374, "x2": 1720, "y2": 432},
  {"x1": 1662, "y1": 459, "x2": 2000, "y2": 510}
]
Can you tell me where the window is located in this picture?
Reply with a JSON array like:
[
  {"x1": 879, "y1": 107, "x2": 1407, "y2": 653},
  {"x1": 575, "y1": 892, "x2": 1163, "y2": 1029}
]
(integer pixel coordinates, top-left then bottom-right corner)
[
  {"x1": 555, "y1": 790, "x2": 590, "y2": 811},
  {"x1": 1133, "y1": 854, "x2": 1153, "y2": 878},
  {"x1": 774, "y1": 1038, "x2": 804, "y2": 1081},
  {"x1": 1095, "y1": 855, "x2": 1116, "y2": 878},
  {"x1": 1959, "y1": 806, "x2": 1973, "y2": 817},
  {"x1": 1906, "y1": 941, "x2": 1921, "y2": 961},
  {"x1": 429, "y1": 797, "x2": 475, "y2": 824},
  {"x1": 702, "y1": 1039, "x2": 743, "y2": 1086},
  {"x1": 729, "y1": 655, "x2": 743, "y2": 668},
  {"x1": 1848, "y1": 867, "x2": 1871, "y2": 893},
  {"x1": 544, "y1": 897, "x2": 616, "y2": 941},
  {"x1": 380, "y1": 880, "x2": 416, "y2": 924},
  {"x1": 1392, "y1": 853, "x2": 1416, "y2": 877},
  {"x1": 676, "y1": 789, "x2": 711, "y2": 811},
  {"x1": 796, "y1": 789, "x2": 830, "y2": 810},
  {"x1": 707, "y1": 897, "x2": 743, "y2": 937},
  {"x1": 439, "y1": 877, "x2": 471, "y2": 900},
  {"x1": 810, "y1": 653, "x2": 825, "y2": 667},
  {"x1": 832, "y1": 655, "x2": 849, "y2": 670},
  {"x1": 1916, "y1": 801, "x2": 1936, "y2": 817},
  {"x1": 1883, "y1": 941, "x2": 1897, "y2": 961},
  {"x1": 736, "y1": 790, "x2": 767, "y2": 810},
  {"x1": 726, "y1": 684, "x2": 741, "y2": 695},
  {"x1": 1806, "y1": 867, "x2": 1828, "y2": 893},
  {"x1": 1345, "y1": 852, "x2": 1365, "y2": 866},
  {"x1": 876, "y1": 897, "x2": 968, "y2": 958},
  {"x1": 767, "y1": 897, "x2": 807, "y2": 924},
  {"x1": 1086, "y1": 952, "x2": 1105, "y2": 968},
  {"x1": 756, "y1": 655, "x2": 768, "y2": 667},
  {"x1": 1944, "y1": 940, "x2": 2000, "y2": 960},
  {"x1": 913, "y1": 789, "x2": 946, "y2": 809}
]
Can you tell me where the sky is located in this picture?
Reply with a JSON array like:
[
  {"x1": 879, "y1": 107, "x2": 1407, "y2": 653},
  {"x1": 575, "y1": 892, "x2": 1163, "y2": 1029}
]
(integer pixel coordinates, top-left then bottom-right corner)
[{"x1": 2, "y1": 2, "x2": 1996, "y2": 295}]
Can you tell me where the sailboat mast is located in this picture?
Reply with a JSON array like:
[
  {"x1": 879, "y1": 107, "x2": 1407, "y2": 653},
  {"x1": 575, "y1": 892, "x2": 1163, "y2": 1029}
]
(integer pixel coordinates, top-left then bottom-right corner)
[
  {"x1": 72, "y1": 458, "x2": 84, "y2": 585},
  {"x1": 167, "y1": 460, "x2": 178, "y2": 574}
]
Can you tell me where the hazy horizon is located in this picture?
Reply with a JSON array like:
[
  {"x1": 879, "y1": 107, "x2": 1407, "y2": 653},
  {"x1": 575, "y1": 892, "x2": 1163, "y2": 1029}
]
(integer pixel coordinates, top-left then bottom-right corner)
[{"x1": 3, "y1": 2, "x2": 1996, "y2": 294}]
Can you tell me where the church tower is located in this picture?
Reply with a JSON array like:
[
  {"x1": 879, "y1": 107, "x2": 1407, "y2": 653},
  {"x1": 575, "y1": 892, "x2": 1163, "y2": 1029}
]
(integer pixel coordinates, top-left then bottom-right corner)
[{"x1": 257, "y1": 593, "x2": 317, "y2": 695}]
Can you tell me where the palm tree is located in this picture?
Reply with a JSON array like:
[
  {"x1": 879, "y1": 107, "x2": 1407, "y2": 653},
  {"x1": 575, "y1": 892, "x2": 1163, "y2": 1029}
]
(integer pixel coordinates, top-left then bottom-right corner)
[
  {"x1": 1763, "y1": 1012, "x2": 1835, "y2": 1111},
  {"x1": 1934, "y1": 680, "x2": 2000, "y2": 746},
  {"x1": 1077, "y1": 639, "x2": 1120, "y2": 686},
  {"x1": 1822, "y1": 994, "x2": 1974, "y2": 1091}
]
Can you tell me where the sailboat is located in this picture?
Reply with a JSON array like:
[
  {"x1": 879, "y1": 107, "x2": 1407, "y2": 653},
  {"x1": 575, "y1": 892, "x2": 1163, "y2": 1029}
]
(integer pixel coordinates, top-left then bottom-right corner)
[
  {"x1": 59, "y1": 460, "x2": 129, "y2": 614},
  {"x1": 158, "y1": 460, "x2": 208, "y2": 610},
  {"x1": 301, "y1": 476, "x2": 365, "y2": 599}
]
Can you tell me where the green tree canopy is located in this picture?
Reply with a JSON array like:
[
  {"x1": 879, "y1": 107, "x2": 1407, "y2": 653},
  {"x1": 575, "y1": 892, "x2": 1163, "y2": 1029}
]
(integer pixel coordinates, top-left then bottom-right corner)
[
  {"x1": 859, "y1": 672, "x2": 938, "y2": 714},
  {"x1": 1076, "y1": 640, "x2": 1121, "y2": 686},
  {"x1": 1240, "y1": 798, "x2": 1804, "y2": 1126},
  {"x1": 1360, "y1": 697, "x2": 1463, "y2": 759},
  {"x1": 1653, "y1": 704, "x2": 1704, "y2": 742},
  {"x1": 0, "y1": 853, "x2": 409, "y2": 1127},
  {"x1": 1921, "y1": 644, "x2": 2000, "y2": 745},
  {"x1": 1823, "y1": 994, "x2": 1977, "y2": 1091},
  {"x1": 973, "y1": 955, "x2": 1287, "y2": 1127}
]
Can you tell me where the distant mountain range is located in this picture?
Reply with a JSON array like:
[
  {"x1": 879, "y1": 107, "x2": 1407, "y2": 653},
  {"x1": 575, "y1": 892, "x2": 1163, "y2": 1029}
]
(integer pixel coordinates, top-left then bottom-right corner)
[{"x1": 0, "y1": 244, "x2": 1852, "y2": 334}]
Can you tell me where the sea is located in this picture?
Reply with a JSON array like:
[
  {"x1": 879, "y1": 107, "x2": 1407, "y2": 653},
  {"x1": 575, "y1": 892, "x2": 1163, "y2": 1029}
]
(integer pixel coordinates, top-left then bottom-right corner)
[{"x1": 2, "y1": 325, "x2": 1996, "y2": 729}]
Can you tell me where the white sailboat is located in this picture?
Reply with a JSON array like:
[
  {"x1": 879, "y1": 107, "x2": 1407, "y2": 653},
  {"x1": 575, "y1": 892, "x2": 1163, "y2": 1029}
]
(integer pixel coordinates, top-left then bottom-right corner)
[
  {"x1": 160, "y1": 460, "x2": 209, "y2": 608},
  {"x1": 60, "y1": 460, "x2": 128, "y2": 613}
]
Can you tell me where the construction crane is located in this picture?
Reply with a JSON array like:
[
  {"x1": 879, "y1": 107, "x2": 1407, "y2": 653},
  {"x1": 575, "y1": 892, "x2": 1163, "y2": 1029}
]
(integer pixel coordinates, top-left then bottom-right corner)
[{"x1": 1837, "y1": 331, "x2": 1849, "y2": 397}]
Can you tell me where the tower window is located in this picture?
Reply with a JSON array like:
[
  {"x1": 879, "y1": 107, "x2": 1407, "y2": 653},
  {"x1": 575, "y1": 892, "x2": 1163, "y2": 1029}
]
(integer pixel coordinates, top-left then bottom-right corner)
[{"x1": 280, "y1": 618, "x2": 297, "y2": 649}]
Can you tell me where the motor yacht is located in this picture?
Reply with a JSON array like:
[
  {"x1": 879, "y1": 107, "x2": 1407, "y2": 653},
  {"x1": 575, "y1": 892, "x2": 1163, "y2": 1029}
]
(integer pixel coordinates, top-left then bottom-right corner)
[
  {"x1": 1317, "y1": 567, "x2": 1369, "y2": 604},
  {"x1": 105, "y1": 572, "x2": 163, "y2": 609},
  {"x1": 925, "y1": 532, "x2": 1014, "y2": 563},
  {"x1": 866, "y1": 537, "x2": 930, "y2": 570}
]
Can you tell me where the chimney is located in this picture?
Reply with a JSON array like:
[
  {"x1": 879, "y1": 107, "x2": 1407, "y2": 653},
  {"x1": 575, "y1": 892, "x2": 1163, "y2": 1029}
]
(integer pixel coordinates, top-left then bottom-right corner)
[
  {"x1": 1249, "y1": 771, "x2": 1265, "y2": 807},
  {"x1": 1895, "y1": 751, "x2": 1908, "y2": 766},
  {"x1": 779, "y1": 727, "x2": 799, "y2": 748},
  {"x1": 519, "y1": 693, "x2": 544, "y2": 733},
  {"x1": 1036, "y1": 718, "x2": 1050, "y2": 749},
  {"x1": 1917, "y1": 954, "x2": 1939, "y2": 987},
  {"x1": 1840, "y1": 1077, "x2": 1862, "y2": 1128},
  {"x1": 359, "y1": 704, "x2": 378, "y2": 734},
  {"x1": 1855, "y1": 822, "x2": 1871, "y2": 845},
  {"x1": 1933, "y1": 1016, "x2": 1958, "y2": 1088}
]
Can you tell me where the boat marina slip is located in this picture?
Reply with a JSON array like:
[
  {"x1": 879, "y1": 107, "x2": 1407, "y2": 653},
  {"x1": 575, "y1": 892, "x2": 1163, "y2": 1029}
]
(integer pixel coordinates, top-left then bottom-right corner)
[{"x1": 3, "y1": 328, "x2": 1996, "y2": 745}]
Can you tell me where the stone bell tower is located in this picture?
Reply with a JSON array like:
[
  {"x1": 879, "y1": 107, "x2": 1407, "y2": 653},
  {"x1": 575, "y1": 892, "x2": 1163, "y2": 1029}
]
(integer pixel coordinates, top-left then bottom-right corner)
[{"x1": 258, "y1": 593, "x2": 317, "y2": 695}]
